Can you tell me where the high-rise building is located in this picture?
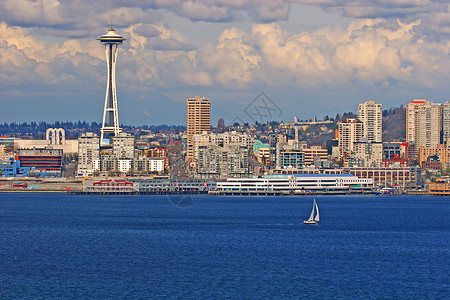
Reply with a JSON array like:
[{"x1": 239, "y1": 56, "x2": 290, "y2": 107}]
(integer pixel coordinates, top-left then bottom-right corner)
[
  {"x1": 358, "y1": 100, "x2": 382, "y2": 142},
  {"x1": 338, "y1": 118, "x2": 363, "y2": 158},
  {"x1": 415, "y1": 101, "x2": 442, "y2": 148},
  {"x1": 112, "y1": 132, "x2": 135, "y2": 159},
  {"x1": 187, "y1": 96, "x2": 210, "y2": 162},
  {"x1": 77, "y1": 132, "x2": 100, "y2": 177},
  {"x1": 268, "y1": 134, "x2": 277, "y2": 168},
  {"x1": 98, "y1": 27, "x2": 126, "y2": 144},
  {"x1": 406, "y1": 99, "x2": 426, "y2": 143},
  {"x1": 217, "y1": 118, "x2": 225, "y2": 132},
  {"x1": 443, "y1": 101, "x2": 450, "y2": 146}
]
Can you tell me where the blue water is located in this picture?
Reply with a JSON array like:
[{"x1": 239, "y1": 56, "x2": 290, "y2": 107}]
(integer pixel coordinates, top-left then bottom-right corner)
[{"x1": 1, "y1": 194, "x2": 448, "y2": 299}]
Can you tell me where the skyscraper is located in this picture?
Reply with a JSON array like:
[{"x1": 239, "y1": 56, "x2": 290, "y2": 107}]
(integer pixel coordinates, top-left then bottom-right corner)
[
  {"x1": 415, "y1": 101, "x2": 442, "y2": 148},
  {"x1": 187, "y1": 96, "x2": 210, "y2": 162},
  {"x1": 77, "y1": 132, "x2": 100, "y2": 177},
  {"x1": 406, "y1": 99, "x2": 426, "y2": 143},
  {"x1": 443, "y1": 101, "x2": 450, "y2": 146},
  {"x1": 338, "y1": 118, "x2": 363, "y2": 157},
  {"x1": 358, "y1": 100, "x2": 382, "y2": 142},
  {"x1": 98, "y1": 27, "x2": 126, "y2": 144}
]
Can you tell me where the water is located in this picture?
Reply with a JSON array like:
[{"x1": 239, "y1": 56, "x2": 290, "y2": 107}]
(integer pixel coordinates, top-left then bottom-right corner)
[{"x1": 1, "y1": 194, "x2": 448, "y2": 299}]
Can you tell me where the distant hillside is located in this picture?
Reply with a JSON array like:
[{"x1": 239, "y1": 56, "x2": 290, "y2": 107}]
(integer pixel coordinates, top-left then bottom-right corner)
[
  {"x1": 382, "y1": 106, "x2": 406, "y2": 142},
  {"x1": 0, "y1": 122, "x2": 186, "y2": 139}
]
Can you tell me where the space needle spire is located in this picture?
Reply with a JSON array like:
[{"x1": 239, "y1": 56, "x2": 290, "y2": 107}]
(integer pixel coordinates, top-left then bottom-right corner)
[{"x1": 98, "y1": 27, "x2": 126, "y2": 144}]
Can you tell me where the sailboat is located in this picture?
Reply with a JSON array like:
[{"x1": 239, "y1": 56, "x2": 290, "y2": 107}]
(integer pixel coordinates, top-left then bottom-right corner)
[{"x1": 303, "y1": 199, "x2": 320, "y2": 224}]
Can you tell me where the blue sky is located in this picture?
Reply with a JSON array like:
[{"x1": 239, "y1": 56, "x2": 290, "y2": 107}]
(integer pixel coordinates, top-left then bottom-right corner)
[{"x1": 0, "y1": 0, "x2": 449, "y2": 126}]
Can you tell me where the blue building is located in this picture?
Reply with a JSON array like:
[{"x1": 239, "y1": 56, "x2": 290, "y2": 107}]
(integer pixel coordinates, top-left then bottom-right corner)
[
  {"x1": 0, "y1": 158, "x2": 61, "y2": 177},
  {"x1": 279, "y1": 150, "x2": 303, "y2": 168}
]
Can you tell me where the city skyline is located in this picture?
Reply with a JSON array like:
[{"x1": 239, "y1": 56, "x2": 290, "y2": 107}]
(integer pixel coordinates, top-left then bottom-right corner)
[{"x1": 0, "y1": 1, "x2": 449, "y2": 125}]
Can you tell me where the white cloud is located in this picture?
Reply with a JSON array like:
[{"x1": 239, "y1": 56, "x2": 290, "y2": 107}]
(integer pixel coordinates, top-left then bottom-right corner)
[
  {"x1": 1, "y1": 15, "x2": 449, "y2": 93},
  {"x1": 0, "y1": 1, "x2": 449, "y2": 124},
  {"x1": 4, "y1": 0, "x2": 63, "y2": 26},
  {"x1": 194, "y1": 18, "x2": 449, "y2": 90}
]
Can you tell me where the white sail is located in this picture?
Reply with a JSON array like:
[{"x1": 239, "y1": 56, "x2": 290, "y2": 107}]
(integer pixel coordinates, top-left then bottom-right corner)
[
  {"x1": 314, "y1": 201, "x2": 320, "y2": 222},
  {"x1": 307, "y1": 200, "x2": 315, "y2": 221}
]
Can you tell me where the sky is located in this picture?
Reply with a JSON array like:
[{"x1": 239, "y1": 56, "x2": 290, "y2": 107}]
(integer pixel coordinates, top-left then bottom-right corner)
[{"x1": 0, "y1": 0, "x2": 449, "y2": 126}]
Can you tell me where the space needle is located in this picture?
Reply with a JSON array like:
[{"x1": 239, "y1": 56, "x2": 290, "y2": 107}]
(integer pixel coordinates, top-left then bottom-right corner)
[{"x1": 98, "y1": 27, "x2": 126, "y2": 144}]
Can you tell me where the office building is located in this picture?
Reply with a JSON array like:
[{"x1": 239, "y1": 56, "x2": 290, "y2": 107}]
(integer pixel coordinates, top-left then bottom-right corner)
[
  {"x1": 358, "y1": 100, "x2": 382, "y2": 142},
  {"x1": 279, "y1": 150, "x2": 303, "y2": 168},
  {"x1": 16, "y1": 148, "x2": 63, "y2": 177},
  {"x1": 302, "y1": 146, "x2": 328, "y2": 166},
  {"x1": 187, "y1": 96, "x2": 210, "y2": 162}
]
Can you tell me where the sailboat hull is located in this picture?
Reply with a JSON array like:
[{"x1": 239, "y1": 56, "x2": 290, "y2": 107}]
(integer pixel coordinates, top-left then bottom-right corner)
[{"x1": 303, "y1": 220, "x2": 317, "y2": 224}]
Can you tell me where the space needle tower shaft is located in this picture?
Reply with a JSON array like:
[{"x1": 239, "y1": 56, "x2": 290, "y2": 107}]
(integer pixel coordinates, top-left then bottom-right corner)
[{"x1": 98, "y1": 27, "x2": 126, "y2": 144}]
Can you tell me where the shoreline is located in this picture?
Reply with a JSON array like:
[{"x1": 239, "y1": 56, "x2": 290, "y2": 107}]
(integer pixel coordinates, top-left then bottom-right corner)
[{"x1": 0, "y1": 189, "x2": 435, "y2": 195}]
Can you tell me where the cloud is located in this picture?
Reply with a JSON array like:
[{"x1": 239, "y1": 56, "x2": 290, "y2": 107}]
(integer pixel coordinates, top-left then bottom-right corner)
[
  {"x1": 199, "y1": 27, "x2": 260, "y2": 88},
  {"x1": 1, "y1": 14, "x2": 449, "y2": 94},
  {"x1": 194, "y1": 18, "x2": 449, "y2": 90},
  {"x1": 3, "y1": 0, "x2": 64, "y2": 26},
  {"x1": 0, "y1": 1, "x2": 449, "y2": 125},
  {"x1": 179, "y1": 1, "x2": 232, "y2": 22},
  {"x1": 1, "y1": 0, "x2": 444, "y2": 29}
]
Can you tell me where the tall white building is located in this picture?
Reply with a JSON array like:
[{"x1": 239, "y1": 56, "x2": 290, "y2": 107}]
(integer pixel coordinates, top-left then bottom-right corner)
[
  {"x1": 338, "y1": 118, "x2": 363, "y2": 158},
  {"x1": 358, "y1": 100, "x2": 382, "y2": 142},
  {"x1": 406, "y1": 99, "x2": 426, "y2": 143},
  {"x1": 77, "y1": 132, "x2": 100, "y2": 177},
  {"x1": 415, "y1": 102, "x2": 442, "y2": 148},
  {"x1": 443, "y1": 100, "x2": 450, "y2": 146},
  {"x1": 112, "y1": 132, "x2": 135, "y2": 159}
]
